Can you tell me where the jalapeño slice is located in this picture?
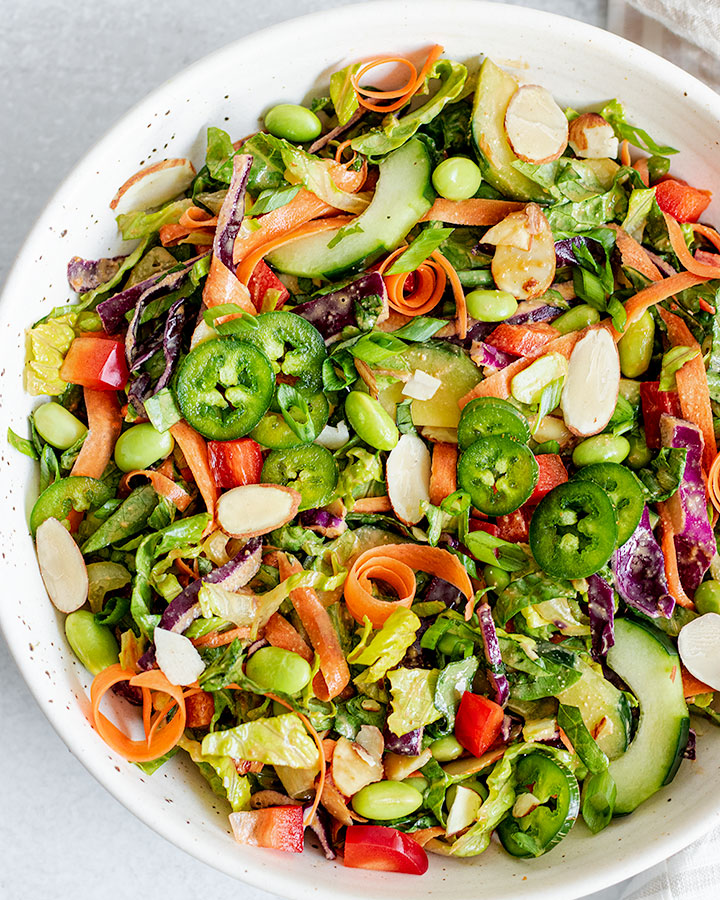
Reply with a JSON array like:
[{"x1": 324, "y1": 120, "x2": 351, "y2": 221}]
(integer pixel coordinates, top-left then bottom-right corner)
[
  {"x1": 457, "y1": 435, "x2": 538, "y2": 516},
  {"x1": 261, "y1": 444, "x2": 339, "y2": 510},
  {"x1": 573, "y1": 462, "x2": 645, "y2": 546},
  {"x1": 497, "y1": 753, "x2": 580, "y2": 858},
  {"x1": 252, "y1": 385, "x2": 330, "y2": 449},
  {"x1": 255, "y1": 310, "x2": 327, "y2": 388},
  {"x1": 457, "y1": 397, "x2": 531, "y2": 450},
  {"x1": 529, "y1": 481, "x2": 618, "y2": 579},
  {"x1": 176, "y1": 337, "x2": 274, "y2": 440}
]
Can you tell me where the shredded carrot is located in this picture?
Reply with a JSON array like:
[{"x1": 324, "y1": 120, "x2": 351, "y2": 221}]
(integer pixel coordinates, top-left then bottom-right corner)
[
  {"x1": 385, "y1": 258, "x2": 446, "y2": 317},
  {"x1": 90, "y1": 664, "x2": 188, "y2": 762},
  {"x1": 72, "y1": 388, "x2": 123, "y2": 479},
  {"x1": 682, "y1": 666, "x2": 713, "y2": 699},
  {"x1": 664, "y1": 212, "x2": 720, "y2": 279},
  {"x1": 159, "y1": 207, "x2": 218, "y2": 247},
  {"x1": 344, "y1": 543, "x2": 472, "y2": 627},
  {"x1": 170, "y1": 420, "x2": 217, "y2": 529},
  {"x1": 621, "y1": 270, "x2": 709, "y2": 330},
  {"x1": 191, "y1": 626, "x2": 253, "y2": 648},
  {"x1": 235, "y1": 216, "x2": 354, "y2": 287},
  {"x1": 429, "y1": 442, "x2": 458, "y2": 506},
  {"x1": 658, "y1": 503, "x2": 694, "y2": 609},
  {"x1": 620, "y1": 139, "x2": 631, "y2": 167},
  {"x1": 408, "y1": 826, "x2": 446, "y2": 847},
  {"x1": 657, "y1": 307, "x2": 717, "y2": 471},
  {"x1": 203, "y1": 253, "x2": 256, "y2": 312},
  {"x1": 119, "y1": 469, "x2": 192, "y2": 511},
  {"x1": 351, "y1": 44, "x2": 443, "y2": 113},
  {"x1": 632, "y1": 158, "x2": 650, "y2": 187},
  {"x1": 351, "y1": 496, "x2": 392, "y2": 513},
  {"x1": 432, "y1": 250, "x2": 468, "y2": 341},
  {"x1": 278, "y1": 554, "x2": 350, "y2": 702},
  {"x1": 557, "y1": 727, "x2": 576, "y2": 755},
  {"x1": 264, "y1": 612, "x2": 314, "y2": 662},
  {"x1": 608, "y1": 224, "x2": 663, "y2": 282},
  {"x1": 421, "y1": 197, "x2": 525, "y2": 226},
  {"x1": 699, "y1": 297, "x2": 716, "y2": 314},
  {"x1": 692, "y1": 222, "x2": 720, "y2": 253},
  {"x1": 266, "y1": 692, "x2": 326, "y2": 827}
]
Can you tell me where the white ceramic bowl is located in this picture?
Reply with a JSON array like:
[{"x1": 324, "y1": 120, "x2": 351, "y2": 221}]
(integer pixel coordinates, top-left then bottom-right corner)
[{"x1": 2, "y1": 3, "x2": 720, "y2": 898}]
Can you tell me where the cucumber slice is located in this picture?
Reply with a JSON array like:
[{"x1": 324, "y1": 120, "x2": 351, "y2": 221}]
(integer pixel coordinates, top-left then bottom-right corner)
[
  {"x1": 267, "y1": 138, "x2": 434, "y2": 279},
  {"x1": 607, "y1": 618, "x2": 690, "y2": 815},
  {"x1": 470, "y1": 58, "x2": 548, "y2": 202},
  {"x1": 556, "y1": 656, "x2": 630, "y2": 760}
]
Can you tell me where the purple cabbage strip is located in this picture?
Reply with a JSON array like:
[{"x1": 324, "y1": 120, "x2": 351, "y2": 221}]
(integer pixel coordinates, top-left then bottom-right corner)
[
  {"x1": 424, "y1": 575, "x2": 464, "y2": 611},
  {"x1": 298, "y1": 508, "x2": 346, "y2": 538},
  {"x1": 470, "y1": 340, "x2": 517, "y2": 370},
  {"x1": 128, "y1": 373, "x2": 153, "y2": 415},
  {"x1": 303, "y1": 802, "x2": 336, "y2": 860},
  {"x1": 383, "y1": 726, "x2": 423, "y2": 756},
  {"x1": 661, "y1": 415, "x2": 716, "y2": 592},
  {"x1": 67, "y1": 255, "x2": 125, "y2": 294},
  {"x1": 683, "y1": 729, "x2": 697, "y2": 761},
  {"x1": 247, "y1": 638, "x2": 269, "y2": 657},
  {"x1": 294, "y1": 272, "x2": 388, "y2": 342},
  {"x1": 453, "y1": 303, "x2": 561, "y2": 348},
  {"x1": 587, "y1": 573, "x2": 615, "y2": 662},
  {"x1": 154, "y1": 297, "x2": 187, "y2": 394},
  {"x1": 124, "y1": 266, "x2": 189, "y2": 366},
  {"x1": 129, "y1": 323, "x2": 164, "y2": 372},
  {"x1": 216, "y1": 154, "x2": 252, "y2": 270},
  {"x1": 477, "y1": 603, "x2": 510, "y2": 706},
  {"x1": 554, "y1": 235, "x2": 606, "y2": 268},
  {"x1": 612, "y1": 506, "x2": 674, "y2": 618}
]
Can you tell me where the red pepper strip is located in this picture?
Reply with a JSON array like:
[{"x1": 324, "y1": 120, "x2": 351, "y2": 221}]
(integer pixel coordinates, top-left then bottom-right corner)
[{"x1": 454, "y1": 691, "x2": 505, "y2": 758}]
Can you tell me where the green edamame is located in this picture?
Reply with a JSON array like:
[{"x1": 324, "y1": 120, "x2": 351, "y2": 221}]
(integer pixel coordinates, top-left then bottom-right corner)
[
  {"x1": 431, "y1": 157, "x2": 482, "y2": 201},
  {"x1": 114, "y1": 423, "x2": 174, "y2": 473},
  {"x1": 245, "y1": 646, "x2": 312, "y2": 695},
  {"x1": 694, "y1": 580, "x2": 720, "y2": 615},
  {"x1": 626, "y1": 432, "x2": 653, "y2": 469},
  {"x1": 402, "y1": 776, "x2": 429, "y2": 795},
  {"x1": 264, "y1": 104, "x2": 322, "y2": 143},
  {"x1": 552, "y1": 304, "x2": 601, "y2": 335},
  {"x1": 465, "y1": 289, "x2": 518, "y2": 323},
  {"x1": 572, "y1": 434, "x2": 630, "y2": 467},
  {"x1": 430, "y1": 734, "x2": 464, "y2": 761},
  {"x1": 64, "y1": 610, "x2": 119, "y2": 675},
  {"x1": 618, "y1": 310, "x2": 655, "y2": 378},
  {"x1": 484, "y1": 564, "x2": 510, "y2": 593},
  {"x1": 351, "y1": 780, "x2": 423, "y2": 820},
  {"x1": 33, "y1": 402, "x2": 87, "y2": 450},
  {"x1": 345, "y1": 391, "x2": 398, "y2": 451}
]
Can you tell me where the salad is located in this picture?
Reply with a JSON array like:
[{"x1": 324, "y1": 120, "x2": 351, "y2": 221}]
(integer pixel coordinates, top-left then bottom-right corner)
[{"x1": 11, "y1": 43, "x2": 720, "y2": 873}]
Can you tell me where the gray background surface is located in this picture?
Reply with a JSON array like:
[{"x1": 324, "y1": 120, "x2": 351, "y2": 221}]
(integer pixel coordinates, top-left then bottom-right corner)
[{"x1": 2, "y1": 1, "x2": 645, "y2": 898}]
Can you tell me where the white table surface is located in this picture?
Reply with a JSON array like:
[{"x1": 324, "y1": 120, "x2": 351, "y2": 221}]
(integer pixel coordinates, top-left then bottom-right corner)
[{"x1": 0, "y1": 1, "x2": 680, "y2": 898}]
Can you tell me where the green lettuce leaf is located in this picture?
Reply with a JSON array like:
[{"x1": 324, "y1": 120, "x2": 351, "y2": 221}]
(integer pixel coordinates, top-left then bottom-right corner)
[
  {"x1": 337, "y1": 447, "x2": 385, "y2": 505},
  {"x1": 205, "y1": 126, "x2": 237, "y2": 181},
  {"x1": 385, "y1": 226, "x2": 454, "y2": 274},
  {"x1": 25, "y1": 313, "x2": 77, "y2": 396},
  {"x1": 201, "y1": 713, "x2": 318, "y2": 768},
  {"x1": 330, "y1": 62, "x2": 362, "y2": 126},
  {"x1": 600, "y1": 99, "x2": 678, "y2": 156},
  {"x1": 636, "y1": 447, "x2": 687, "y2": 502},
  {"x1": 546, "y1": 181, "x2": 628, "y2": 234},
  {"x1": 198, "y1": 582, "x2": 259, "y2": 628},
  {"x1": 117, "y1": 198, "x2": 193, "y2": 241},
  {"x1": 387, "y1": 667, "x2": 442, "y2": 736},
  {"x1": 180, "y1": 736, "x2": 252, "y2": 812},
  {"x1": 349, "y1": 607, "x2": 421, "y2": 684},
  {"x1": 495, "y1": 570, "x2": 577, "y2": 625},
  {"x1": 434, "y1": 657, "x2": 478, "y2": 729},
  {"x1": 620, "y1": 187, "x2": 656, "y2": 242},
  {"x1": 557, "y1": 704, "x2": 608, "y2": 774}
]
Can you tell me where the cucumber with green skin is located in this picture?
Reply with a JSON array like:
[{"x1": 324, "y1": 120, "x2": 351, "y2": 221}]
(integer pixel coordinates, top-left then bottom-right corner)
[
  {"x1": 470, "y1": 58, "x2": 549, "y2": 203},
  {"x1": 606, "y1": 617, "x2": 690, "y2": 815},
  {"x1": 267, "y1": 138, "x2": 434, "y2": 279}
]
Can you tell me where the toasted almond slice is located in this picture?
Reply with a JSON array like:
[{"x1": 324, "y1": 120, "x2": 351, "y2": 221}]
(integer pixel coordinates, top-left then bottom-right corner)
[
  {"x1": 481, "y1": 211, "x2": 533, "y2": 250},
  {"x1": 402, "y1": 369, "x2": 441, "y2": 402},
  {"x1": 110, "y1": 158, "x2": 196, "y2": 214},
  {"x1": 36, "y1": 517, "x2": 88, "y2": 613},
  {"x1": 504, "y1": 84, "x2": 569, "y2": 164},
  {"x1": 560, "y1": 327, "x2": 620, "y2": 436},
  {"x1": 154, "y1": 627, "x2": 205, "y2": 686},
  {"x1": 489, "y1": 205, "x2": 556, "y2": 299},
  {"x1": 446, "y1": 785, "x2": 483, "y2": 836},
  {"x1": 332, "y1": 735, "x2": 384, "y2": 797},
  {"x1": 386, "y1": 433, "x2": 431, "y2": 526},
  {"x1": 569, "y1": 112, "x2": 619, "y2": 160},
  {"x1": 678, "y1": 613, "x2": 720, "y2": 691},
  {"x1": 216, "y1": 484, "x2": 301, "y2": 538}
]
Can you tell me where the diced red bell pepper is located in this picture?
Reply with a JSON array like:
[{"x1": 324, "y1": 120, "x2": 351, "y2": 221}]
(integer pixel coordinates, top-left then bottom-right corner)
[
  {"x1": 59, "y1": 336, "x2": 128, "y2": 390},
  {"x1": 469, "y1": 518, "x2": 499, "y2": 538},
  {"x1": 248, "y1": 260, "x2": 290, "y2": 311},
  {"x1": 344, "y1": 825, "x2": 429, "y2": 875},
  {"x1": 485, "y1": 322, "x2": 560, "y2": 359},
  {"x1": 528, "y1": 453, "x2": 568, "y2": 504},
  {"x1": 454, "y1": 691, "x2": 504, "y2": 758},
  {"x1": 207, "y1": 438, "x2": 264, "y2": 489},
  {"x1": 495, "y1": 507, "x2": 531, "y2": 543},
  {"x1": 229, "y1": 806, "x2": 304, "y2": 853},
  {"x1": 655, "y1": 178, "x2": 712, "y2": 223},
  {"x1": 640, "y1": 381, "x2": 683, "y2": 448}
]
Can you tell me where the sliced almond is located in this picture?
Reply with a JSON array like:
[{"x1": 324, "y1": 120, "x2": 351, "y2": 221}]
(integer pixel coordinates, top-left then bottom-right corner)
[
  {"x1": 446, "y1": 784, "x2": 483, "y2": 836},
  {"x1": 529, "y1": 414, "x2": 573, "y2": 448},
  {"x1": 332, "y1": 735, "x2": 384, "y2": 797},
  {"x1": 384, "y1": 748, "x2": 433, "y2": 781},
  {"x1": 402, "y1": 369, "x2": 441, "y2": 402},
  {"x1": 386, "y1": 434, "x2": 431, "y2": 526},
  {"x1": 36, "y1": 517, "x2": 88, "y2": 613},
  {"x1": 419, "y1": 426, "x2": 458, "y2": 445},
  {"x1": 678, "y1": 613, "x2": 720, "y2": 690},
  {"x1": 216, "y1": 484, "x2": 301, "y2": 538},
  {"x1": 569, "y1": 113, "x2": 619, "y2": 160},
  {"x1": 189, "y1": 318, "x2": 217, "y2": 349},
  {"x1": 488, "y1": 205, "x2": 556, "y2": 300},
  {"x1": 110, "y1": 158, "x2": 196, "y2": 214},
  {"x1": 504, "y1": 84, "x2": 568, "y2": 164},
  {"x1": 560, "y1": 327, "x2": 620, "y2": 436},
  {"x1": 154, "y1": 627, "x2": 205, "y2": 686}
]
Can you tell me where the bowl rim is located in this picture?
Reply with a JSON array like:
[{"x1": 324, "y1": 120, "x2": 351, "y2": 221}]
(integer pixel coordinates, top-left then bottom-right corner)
[{"x1": 3, "y1": 2, "x2": 720, "y2": 898}]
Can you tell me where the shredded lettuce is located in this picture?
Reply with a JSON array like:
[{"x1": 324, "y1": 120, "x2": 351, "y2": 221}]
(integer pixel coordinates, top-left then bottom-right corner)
[
  {"x1": 387, "y1": 667, "x2": 442, "y2": 736},
  {"x1": 179, "y1": 737, "x2": 252, "y2": 811},
  {"x1": 201, "y1": 713, "x2": 319, "y2": 768},
  {"x1": 330, "y1": 62, "x2": 362, "y2": 126},
  {"x1": 659, "y1": 345, "x2": 700, "y2": 392},
  {"x1": 117, "y1": 198, "x2": 193, "y2": 241},
  {"x1": 336, "y1": 447, "x2": 385, "y2": 505},
  {"x1": 198, "y1": 582, "x2": 258, "y2": 628},
  {"x1": 25, "y1": 313, "x2": 77, "y2": 396},
  {"x1": 349, "y1": 608, "x2": 420, "y2": 684},
  {"x1": 621, "y1": 187, "x2": 657, "y2": 242}
]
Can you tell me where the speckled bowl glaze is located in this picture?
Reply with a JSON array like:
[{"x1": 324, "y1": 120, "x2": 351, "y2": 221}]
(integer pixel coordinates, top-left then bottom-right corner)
[{"x1": 2, "y1": 3, "x2": 720, "y2": 898}]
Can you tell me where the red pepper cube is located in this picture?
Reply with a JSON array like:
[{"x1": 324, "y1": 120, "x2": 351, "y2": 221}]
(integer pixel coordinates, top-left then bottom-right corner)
[
  {"x1": 344, "y1": 825, "x2": 429, "y2": 875},
  {"x1": 207, "y1": 438, "x2": 264, "y2": 489},
  {"x1": 60, "y1": 336, "x2": 128, "y2": 391},
  {"x1": 229, "y1": 806, "x2": 304, "y2": 853},
  {"x1": 528, "y1": 453, "x2": 568, "y2": 504},
  {"x1": 640, "y1": 381, "x2": 682, "y2": 448},
  {"x1": 495, "y1": 507, "x2": 531, "y2": 543},
  {"x1": 454, "y1": 691, "x2": 504, "y2": 758},
  {"x1": 248, "y1": 260, "x2": 290, "y2": 311},
  {"x1": 655, "y1": 179, "x2": 712, "y2": 223},
  {"x1": 485, "y1": 322, "x2": 559, "y2": 359}
]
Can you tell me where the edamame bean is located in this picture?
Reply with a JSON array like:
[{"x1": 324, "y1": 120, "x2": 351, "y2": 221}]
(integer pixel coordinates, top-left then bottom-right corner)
[
  {"x1": 483, "y1": 564, "x2": 510, "y2": 593},
  {"x1": 264, "y1": 104, "x2": 322, "y2": 143},
  {"x1": 64, "y1": 610, "x2": 119, "y2": 675},
  {"x1": 430, "y1": 735, "x2": 464, "y2": 761},
  {"x1": 351, "y1": 780, "x2": 423, "y2": 820},
  {"x1": 618, "y1": 310, "x2": 655, "y2": 377},
  {"x1": 552, "y1": 304, "x2": 601, "y2": 335},
  {"x1": 402, "y1": 775, "x2": 429, "y2": 795},
  {"x1": 572, "y1": 434, "x2": 630, "y2": 467},
  {"x1": 245, "y1": 646, "x2": 312, "y2": 695},
  {"x1": 626, "y1": 432, "x2": 653, "y2": 470},
  {"x1": 33, "y1": 402, "x2": 87, "y2": 450},
  {"x1": 345, "y1": 391, "x2": 399, "y2": 451},
  {"x1": 694, "y1": 580, "x2": 720, "y2": 615},
  {"x1": 465, "y1": 289, "x2": 518, "y2": 323},
  {"x1": 114, "y1": 423, "x2": 174, "y2": 473},
  {"x1": 431, "y1": 157, "x2": 482, "y2": 201}
]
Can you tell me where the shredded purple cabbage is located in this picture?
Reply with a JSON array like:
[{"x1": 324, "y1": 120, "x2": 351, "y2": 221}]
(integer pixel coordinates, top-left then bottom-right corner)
[
  {"x1": 554, "y1": 235, "x2": 606, "y2": 268},
  {"x1": 67, "y1": 255, "x2": 125, "y2": 294},
  {"x1": 683, "y1": 729, "x2": 697, "y2": 761},
  {"x1": 298, "y1": 508, "x2": 346, "y2": 538},
  {"x1": 424, "y1": 576, "x2": 464, "y2": 610},
  {"x1": 304, "y1": 802, "x2": 336, "y2": 859},
  {"x1": 587, "y1": 573, "x2": 615, "y2": 661},
  {"x1": 294, "y1": 272, "x2": 388, "y2": 342},
  {"x1": 470, "y1": 340, "x2": 517, "y2": 369},
  {"x1": 477, "y1": 603, "x2": 510, "y2": 706},
  {"x1": 453, "y1": 303, "x2": 561, "y2": 348},
  {"x1": 612, "y1": 506, "x2": 674, "y2": 618},
  {"x1": 217, "y1": 154, "x2": 252, "y2": 270},
  {"x1": 383, "y1": 726, "x2": 423, "y2": 756}
]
